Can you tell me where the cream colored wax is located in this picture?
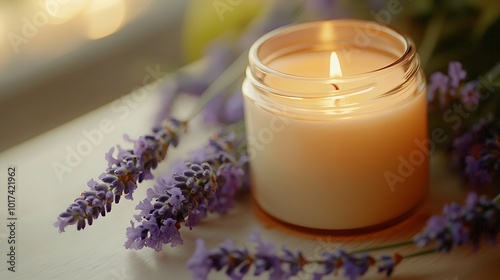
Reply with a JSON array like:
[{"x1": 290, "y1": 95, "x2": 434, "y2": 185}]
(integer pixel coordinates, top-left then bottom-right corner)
[{"x1": 243, "y1": 50, "x2": 428, "y2": 230}]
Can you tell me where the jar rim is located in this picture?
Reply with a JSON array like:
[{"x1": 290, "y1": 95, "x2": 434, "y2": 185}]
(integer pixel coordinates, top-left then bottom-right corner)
[
  {"x1": 243, "y1": 19, "x2": 425, "y2": 119},
  {"x1": 248, "y1": 19, "x2": 415, "y2": 82}
]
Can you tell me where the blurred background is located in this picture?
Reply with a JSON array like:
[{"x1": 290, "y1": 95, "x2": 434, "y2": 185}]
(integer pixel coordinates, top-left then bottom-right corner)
[{"x1": 0, "y1": 0, "x2": 498, "y2": 152}]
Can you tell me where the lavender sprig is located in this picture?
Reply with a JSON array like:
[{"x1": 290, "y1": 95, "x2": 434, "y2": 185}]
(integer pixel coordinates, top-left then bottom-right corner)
[
  {"x1": 427, "y1": 61, "x2": 478, "y2": 110},
  {"x1": 54, "y1": 120, "x2": 182, "y2": 232},
  {"x1": 156, "y1": 0, "x2": 302, "y2": 126},
  {"x1": 187, "y1": 230, "x2": 402, "y2": 280},
  {"x1": 427, "y1": 61, "x2": 499, "y2": 188},
  {"x1": 451, "y1": 116, "x2": 500, "y2": 188},
  {"x1": 125, "y1": 130, "x2": 248, "y2": 251},
  {"x1": 187, "y1": 192, "x2": 499, "y2": 279},
  {"x1": 415, "y1": 192, "x2": 500, "y2": 251}
]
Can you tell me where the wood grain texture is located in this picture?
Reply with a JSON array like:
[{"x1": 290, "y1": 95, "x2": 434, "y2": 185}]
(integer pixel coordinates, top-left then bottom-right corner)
[{"x1": 0, "y1": 82, "x2": 498, "y2": 280}]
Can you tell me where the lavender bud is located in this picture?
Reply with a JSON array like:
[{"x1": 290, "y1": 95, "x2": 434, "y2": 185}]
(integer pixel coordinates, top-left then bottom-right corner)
[
  {"x1": 114, "y1": 167, "x2": 127, "y2": 176},
  {"x1": 153, "y1": 202, "x2": 164, "y2": 209},
  {"x1": 96, "y1": 191, "x2": 106, "y2": 199},
  {"x1": 183, "y1": 170, "x2": 196, "y2": 177},
  {"x1": 173, "y1": 181, "x2": 188, "y2": 189},
  {"x1": 77, "y1": 219, "x2": 86, "y2": 231},
  {"x1": 59, "y1": 212, "x2": 72, "y2": 218},
  {"x1": 76, "y1": 200, "x2": 87, "y2": 208},
  {"x1": 172, "y1": 174, "x2": 189, "y2": 182},
  {"x1": 82, "y1": 191, "x2": 97, "y2": 196},
  {"x1": 92, "y1": 207, "x2": 100, "y2": 219},
  {"x1": 67, "y1": 217, "x2": 75, "y2": 224},
  {"x1": 106, "y1": 191, "x2": 113, "y2": 200},
  {"x1": 190, "y1": 164, "x2": 203, "y2": 172},
  {"x1": 201, "y1": 162, "x2": 211, "y2": 170},
  {"x1": 94, "y1": 184, "x2": 108, "y2": 191},
  {"x1": 186, "y1": 177, "x2": 195, "y2": 188},
  {"x1": 101, "y1": 175, "x2": 117, "y2": 183},
  {"x1": 87, "y1": 215, "x2": 93, "y2": 226}
]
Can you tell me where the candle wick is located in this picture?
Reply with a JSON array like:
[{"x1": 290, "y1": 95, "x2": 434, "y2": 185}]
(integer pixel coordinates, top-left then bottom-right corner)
[{"x1": 331, "y1": 83, "x2": 340, "y2": 90}]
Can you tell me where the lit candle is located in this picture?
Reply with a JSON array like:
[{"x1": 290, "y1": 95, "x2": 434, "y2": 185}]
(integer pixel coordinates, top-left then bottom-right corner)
[{"x1": 243, "y1": 20, "x2": 428, "y2": 230}]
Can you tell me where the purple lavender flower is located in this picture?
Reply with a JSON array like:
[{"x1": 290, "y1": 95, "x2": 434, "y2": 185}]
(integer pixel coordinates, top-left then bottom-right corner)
[
  {"x1": 203, "y1": 93, "x2": 226, "y2": 125},
  {"x1": 414, "y1": 192, "x2": 500, "y2": 251},
  {"x1": 462, "y1": 192, "x2": 500, "y2": 248},
  {"x1": 459, "y1": 80, "x2": 481, "y2": 107},
  {"x1": 464, "y1": 156, "x2": 493, "y2": 187},
  {"x1": 204, "y1": 90, "x2": 245, "y2": 125},
  {"x1": 54, "y1": 120, "x2": 181, "y2": 232},
  {"x1": 313, "y1": 251, "x2": 339, "y2": 280},
  {"x1": 452, "y1": 132, "x2": 473, "y2": 159},
  {"x1": 448, "y1": 61, "x2": 467, "y2": 88},
  {"x1": 377, "y1": 254, "x2": 401, "y2": 277},
  {"x1": 125, "y1": 131, "x2": 248, "y2": 251},
  {"x1": 189, "y1": 190, "x2": 500, "y2": 279},
  {"x1": 224, "y1": 91, "x2": 245, "y2": 123},
  {"x1": 427, "y1": 61, "x2": 480, "y2": 110},
  {"x1": 188, "y1": 231, "x2": 404, "y2": 280},
  {"x1": 281, "y1": 248, "x2": 307, "y2": 276},
  {"x1": 443, "y1": 202, "x2": 469, "y2": 245},
  {"x1": 414, "y1": 214, "x2": 458, "y2": 252},
  {"x1": 342, "y1": 251, "x2": 372, "y2": 280},
  {"x1": 188, "y1": 238, "x2": 251, "y2": 280},
  {"x1": 186, "y1": 239, "x2": 212, "y2": 280},
  {"x1": 248, "y1": 231, "x2": 285, "y2": 278},
  {"x1": 451, "y1": 117, "x2": 499, "y2": 188},
  {"x1": 427, "y1": 72, "x2": 449, "y2": 104}
]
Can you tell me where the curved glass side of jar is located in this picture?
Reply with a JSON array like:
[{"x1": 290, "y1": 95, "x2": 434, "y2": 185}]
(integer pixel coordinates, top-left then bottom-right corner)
[{"x1": 243, "y1": 20, "x2": 428, "y2": 230}]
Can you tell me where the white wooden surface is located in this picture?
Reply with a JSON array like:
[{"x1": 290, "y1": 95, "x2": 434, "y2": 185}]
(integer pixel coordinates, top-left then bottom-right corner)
[{"x1": 0, "y1": 82, "x2": 499, "y2": 280}]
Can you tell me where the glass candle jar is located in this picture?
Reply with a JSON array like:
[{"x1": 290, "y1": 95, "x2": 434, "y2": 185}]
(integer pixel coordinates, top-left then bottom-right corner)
[{"x1": 242, "y1": 20, "x2": 428, "y2": 230}]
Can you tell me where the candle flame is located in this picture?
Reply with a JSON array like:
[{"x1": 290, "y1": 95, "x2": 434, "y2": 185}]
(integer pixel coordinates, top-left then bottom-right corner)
[{"x1": 329, "y1": 52, "x2": 342, "y2": 77}]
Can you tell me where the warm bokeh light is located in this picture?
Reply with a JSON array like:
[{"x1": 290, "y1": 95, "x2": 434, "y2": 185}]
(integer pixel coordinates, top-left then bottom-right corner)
[
  {"x1": 44, "y1": 0, "x2": 89, "y2": 25},
  {"x1": 0, "y1": 5, "x2": 12, "y2": 64},
  {"x1": 84, "y1": 0, "x2": 125, "y2": 40},
  {"x1": 0, "y1": 22, "x2": 5, "y2": 64}
]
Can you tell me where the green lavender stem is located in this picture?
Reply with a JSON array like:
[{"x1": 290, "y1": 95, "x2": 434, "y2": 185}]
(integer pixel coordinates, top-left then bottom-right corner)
[
  {"x1": 350, "y1": 240, "x2": 414, "y2": 254},
  {"x1": 419, "y1": 11, "x2": 445, "y2": 69},
  {"x1": 403, "y1": 248, "x2": 436, "y2": 259},
  {"x1": 493, "y1": 193, "x2": 500, "y2": 203},
  {"x1": 184, "y1": 51, "x2": 248, "y2": 122}
]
